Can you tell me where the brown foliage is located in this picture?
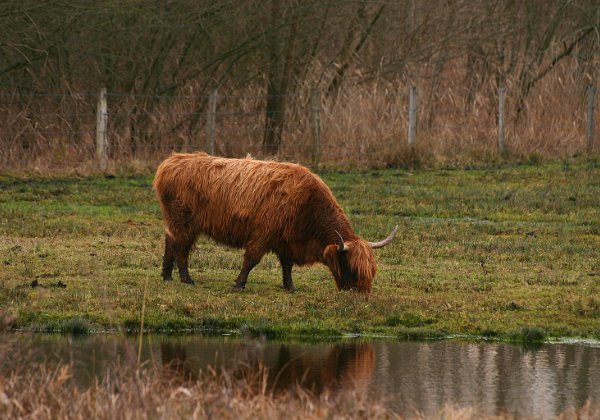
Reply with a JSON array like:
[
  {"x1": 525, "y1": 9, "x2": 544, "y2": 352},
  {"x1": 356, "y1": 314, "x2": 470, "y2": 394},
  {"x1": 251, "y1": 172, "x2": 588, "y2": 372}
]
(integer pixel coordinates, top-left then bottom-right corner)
[
  {"x1": 0, "y1": 1, "x2": 598, "y2": 170},
  {"x1": 0, "y1": 336, "x2": 392, "y2": 420}
]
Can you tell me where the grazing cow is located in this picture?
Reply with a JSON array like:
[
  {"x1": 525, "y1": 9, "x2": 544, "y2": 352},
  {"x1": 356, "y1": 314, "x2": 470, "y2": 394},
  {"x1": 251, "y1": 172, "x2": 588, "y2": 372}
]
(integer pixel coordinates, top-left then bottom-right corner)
[{"x1": 153, "y1": 153, "x2": 397, "y2": 293}]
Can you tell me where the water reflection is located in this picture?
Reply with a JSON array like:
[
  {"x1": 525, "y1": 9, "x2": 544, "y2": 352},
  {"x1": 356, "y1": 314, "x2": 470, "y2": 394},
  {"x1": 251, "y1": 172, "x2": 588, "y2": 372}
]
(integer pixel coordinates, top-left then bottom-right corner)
[
  {"x1": 373, "y1": 341, "x2": 600, "y2": 418},
  {"x1": 2, "y1": 334, "x2": 599, "y2": 418},
  {"x1": 267, "y1": 342, "x2": 375, "y2": 393},
  {"x1": 160, "y1": 340, "x2": 375, "y2": 395}
]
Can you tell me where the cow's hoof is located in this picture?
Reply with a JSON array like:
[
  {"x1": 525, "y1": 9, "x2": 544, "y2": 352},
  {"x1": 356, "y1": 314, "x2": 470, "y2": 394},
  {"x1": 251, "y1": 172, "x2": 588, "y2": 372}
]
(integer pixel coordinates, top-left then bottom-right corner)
[
  {"x1": 232, "y1": 283, "x2": 245, "y2": 291},
  {"x1": 162, "y1": 275, "x2": 173, "y2": 282},
  {"x1": 283, "y1": 286, "x2": 296, "y2": 293},
  {"x1": 180, "y1": 277, "x2": 195, "y2": 285}
]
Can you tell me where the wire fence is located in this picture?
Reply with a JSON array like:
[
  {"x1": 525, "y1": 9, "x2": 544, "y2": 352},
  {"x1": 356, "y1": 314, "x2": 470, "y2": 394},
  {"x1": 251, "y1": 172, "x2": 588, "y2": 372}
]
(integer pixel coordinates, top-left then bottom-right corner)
[{"x1": 0, "y1": 83, "x2": 597, "y2": 171}]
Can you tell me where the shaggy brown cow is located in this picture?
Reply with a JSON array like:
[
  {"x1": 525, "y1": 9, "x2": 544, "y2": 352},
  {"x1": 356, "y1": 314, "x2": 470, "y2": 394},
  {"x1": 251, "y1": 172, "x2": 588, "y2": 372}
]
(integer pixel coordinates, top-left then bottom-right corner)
[{"x1": 153, "y1": 152, "x2": 397, "y2": 293}]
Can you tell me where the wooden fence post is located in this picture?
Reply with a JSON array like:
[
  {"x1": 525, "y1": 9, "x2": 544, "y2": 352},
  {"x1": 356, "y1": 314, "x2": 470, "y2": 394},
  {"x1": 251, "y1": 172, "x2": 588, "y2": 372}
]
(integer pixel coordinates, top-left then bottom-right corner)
[
  {"x1": 408, "y1": 86, "x2": 417, "y2": 146},
  {"x1": 206, "y1": 88, "x2": 218, "y2": 155},
  {"x1": 498, "y1": 86, "x2": 507, "y2": 157},
  {"x1": 310, "y1": 87, "x2": 321, "y2": 166},
  {"x1": 96, "y1": 87, "x2": 108, "y2": 171},
  {"x1": 587, "y1": 85, "x2": 596, "y2": 154}
]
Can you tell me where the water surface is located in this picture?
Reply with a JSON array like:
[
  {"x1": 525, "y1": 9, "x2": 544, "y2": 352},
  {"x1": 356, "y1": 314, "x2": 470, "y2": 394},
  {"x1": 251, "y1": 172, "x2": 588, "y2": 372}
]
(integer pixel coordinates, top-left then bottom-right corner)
[{"x1": 3, "y1": 334, "x2": 599, "y2": 418}]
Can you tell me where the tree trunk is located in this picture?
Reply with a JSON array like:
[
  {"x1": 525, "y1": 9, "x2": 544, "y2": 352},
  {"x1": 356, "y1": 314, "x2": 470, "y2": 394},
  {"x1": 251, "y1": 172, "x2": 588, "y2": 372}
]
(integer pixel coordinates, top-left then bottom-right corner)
[
  {"x1": 263, "y1": 84, "x2": 288, "y2": 155},
  {"x1": 326, "y1": 4, "x2": 385, "y2": 106},
  {"x1": 262, "y1": 0, "x2": 296, "y2": 156}
]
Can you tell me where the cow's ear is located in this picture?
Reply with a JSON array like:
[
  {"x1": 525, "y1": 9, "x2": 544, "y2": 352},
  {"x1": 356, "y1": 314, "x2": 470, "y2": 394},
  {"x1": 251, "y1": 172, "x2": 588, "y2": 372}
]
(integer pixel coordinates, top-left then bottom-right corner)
[
  {"x1": 322, "y1": 244, "x2": 338, "y2": 262},
  {"x1": 323, "y1": 244, "x2": 341, "y2": 288}
]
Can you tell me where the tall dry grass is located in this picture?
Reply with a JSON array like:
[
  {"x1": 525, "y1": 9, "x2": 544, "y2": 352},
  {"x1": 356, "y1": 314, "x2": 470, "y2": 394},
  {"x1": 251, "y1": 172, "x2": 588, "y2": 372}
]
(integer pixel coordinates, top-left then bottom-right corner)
[
  {"x1": 316, "y1": 62, "x2": 595, "y2": 168},
  {"x1": 0, "y1": 56, "x2": 597, "y2": 173},
  {"x1": 1, "y1": 342, "x2": 598, "y2": 419},
  {"x1": 0, "y1": 363, "x2": 390, "y2": 419},
  {"x1": 0, "y1": 333, "x2": 394, "y2": 420}
]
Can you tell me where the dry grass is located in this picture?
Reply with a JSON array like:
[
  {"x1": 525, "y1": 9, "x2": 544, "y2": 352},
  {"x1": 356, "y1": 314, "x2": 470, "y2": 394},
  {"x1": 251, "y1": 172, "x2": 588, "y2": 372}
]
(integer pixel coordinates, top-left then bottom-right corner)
[
  {"x1": 0, "y1": 57, "x2": 597, "y2": 174},
  {"x1": 316, "y1": 63, "x2": 595, "y2": 168},
  {"x1": 0, "y1": 364, "x2": 391, "y2": 419},
  {"x1": 1, "y1": 363, "x2": 598, "y2": 420},
  {"x1": 0, "y1": 332, "x2": 394, "y2": 420}
]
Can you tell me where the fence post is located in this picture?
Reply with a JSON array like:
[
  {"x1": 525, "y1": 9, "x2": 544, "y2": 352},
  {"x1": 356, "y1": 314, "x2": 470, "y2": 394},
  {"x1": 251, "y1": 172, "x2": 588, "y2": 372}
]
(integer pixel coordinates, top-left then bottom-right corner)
[
  {"x1": 310, "y1": 87, "x2": 321, "y2": 166},
  {"x1": 498, "y1": 86, "x2": 507, "y2": 157},
  {"x1": 205, "y1": 88, "x2": 218, "y2": 155},
  {"x1": 408, "y1": 86, "x2": 417, "y2": 146},
  {"x1": 587, "y1": 85, "x2": 596, "y2": 154},
  {"x1": 96, "y1": 87, "x2": 108, "y2": 171}
]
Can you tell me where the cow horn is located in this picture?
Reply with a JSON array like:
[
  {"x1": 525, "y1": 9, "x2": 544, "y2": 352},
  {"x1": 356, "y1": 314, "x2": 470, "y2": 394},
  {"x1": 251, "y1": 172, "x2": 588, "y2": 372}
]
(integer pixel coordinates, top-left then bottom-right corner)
[
  {"x1": 335, "y1": 231, "x2": 348, "y2": 252},
  {"x1": 368, "y1": 225, "x2": 398, "y2": 249}
]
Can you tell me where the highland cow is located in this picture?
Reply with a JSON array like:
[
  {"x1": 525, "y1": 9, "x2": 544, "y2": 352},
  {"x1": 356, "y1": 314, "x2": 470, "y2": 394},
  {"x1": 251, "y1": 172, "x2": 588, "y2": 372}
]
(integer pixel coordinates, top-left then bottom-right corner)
[{"x1": 153, "y1": 152, "x2": 397, "y2": 293}]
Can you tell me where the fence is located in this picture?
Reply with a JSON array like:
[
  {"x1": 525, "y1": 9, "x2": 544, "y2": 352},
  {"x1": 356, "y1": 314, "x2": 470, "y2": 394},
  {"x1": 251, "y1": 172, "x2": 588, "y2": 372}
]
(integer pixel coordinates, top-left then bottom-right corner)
[{"x1": 0, "y1": 83, "x2": 597, "y2": 171}]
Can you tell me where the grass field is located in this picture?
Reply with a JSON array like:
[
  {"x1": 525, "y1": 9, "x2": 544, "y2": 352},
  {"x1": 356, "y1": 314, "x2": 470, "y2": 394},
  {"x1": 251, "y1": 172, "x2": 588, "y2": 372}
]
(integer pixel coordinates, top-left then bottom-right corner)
[{"x1": 1, "y1": 159, "x2": 599, "y2": 341}]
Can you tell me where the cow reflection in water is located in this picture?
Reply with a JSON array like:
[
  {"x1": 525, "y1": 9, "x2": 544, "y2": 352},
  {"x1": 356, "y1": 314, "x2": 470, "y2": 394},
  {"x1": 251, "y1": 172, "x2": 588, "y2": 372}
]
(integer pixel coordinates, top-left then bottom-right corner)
[
  {"x1": 269, "y1": 343, "x2": 375, "y2": 394},
  {"x1": 160, "y1": 342, "x2": 375, "y2": 394},
  {"x1": 160, "y1": 342, "x2": 199, "y2": 381}
]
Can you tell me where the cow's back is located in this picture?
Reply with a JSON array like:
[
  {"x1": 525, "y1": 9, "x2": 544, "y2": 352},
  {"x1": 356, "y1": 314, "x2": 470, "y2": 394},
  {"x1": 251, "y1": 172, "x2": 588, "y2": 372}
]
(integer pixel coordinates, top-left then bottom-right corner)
[{"x1": 154, "y1": 153, "x2": 322, "y2": 248}]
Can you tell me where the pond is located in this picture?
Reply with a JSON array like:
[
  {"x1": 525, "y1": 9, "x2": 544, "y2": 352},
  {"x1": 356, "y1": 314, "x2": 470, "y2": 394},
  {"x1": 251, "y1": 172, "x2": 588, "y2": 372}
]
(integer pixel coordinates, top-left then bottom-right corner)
[{"x1": 3, "y1": 334, "x2": 600, "y2": 418}]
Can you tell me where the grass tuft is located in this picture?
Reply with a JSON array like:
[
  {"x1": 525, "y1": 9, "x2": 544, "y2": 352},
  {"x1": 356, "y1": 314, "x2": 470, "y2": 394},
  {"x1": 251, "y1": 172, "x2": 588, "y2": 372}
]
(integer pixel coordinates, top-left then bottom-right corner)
[
  {"x1": 59, "y1": 317, "x2": 93, "y2": 335},
  {"x1": 396, "y1": 327, "x2": 448, "y2": 341},
  {"x1": 508, "y1": 326, "x2": 548, "y2": 343},
  {"x1": 384, "y1": 313, "x2": 434, "y2": 328}
]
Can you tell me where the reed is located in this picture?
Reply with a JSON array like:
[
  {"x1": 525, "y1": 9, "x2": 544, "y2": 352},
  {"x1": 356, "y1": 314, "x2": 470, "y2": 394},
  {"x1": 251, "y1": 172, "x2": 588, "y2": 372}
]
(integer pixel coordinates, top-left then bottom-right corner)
[
  {"x1": 0, "y1": 334, "x2": 393, "y2": 420},
  {"x1": 0, "y1": 60, "x2": 596, "y2": 174}
]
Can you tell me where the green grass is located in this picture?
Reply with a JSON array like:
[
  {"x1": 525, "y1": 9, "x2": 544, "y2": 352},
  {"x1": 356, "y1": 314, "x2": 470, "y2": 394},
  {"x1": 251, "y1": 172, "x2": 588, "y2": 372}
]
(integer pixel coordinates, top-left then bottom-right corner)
[{"x1": 1, "y1": 159, "x2": 599, "y2": 341}]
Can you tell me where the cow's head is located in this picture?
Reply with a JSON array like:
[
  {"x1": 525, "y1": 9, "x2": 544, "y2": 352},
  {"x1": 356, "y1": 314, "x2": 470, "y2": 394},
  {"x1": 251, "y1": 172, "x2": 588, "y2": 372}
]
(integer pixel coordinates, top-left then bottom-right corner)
[{"x1": 323, "y1": 226, "x2": 398, "y2": 293}]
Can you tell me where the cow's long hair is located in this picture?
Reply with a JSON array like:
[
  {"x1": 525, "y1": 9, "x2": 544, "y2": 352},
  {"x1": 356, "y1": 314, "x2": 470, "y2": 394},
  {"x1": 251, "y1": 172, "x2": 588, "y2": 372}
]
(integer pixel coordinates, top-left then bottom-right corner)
[{"x1": 153, "y1": 152, "x2": 380, "y2": 292}]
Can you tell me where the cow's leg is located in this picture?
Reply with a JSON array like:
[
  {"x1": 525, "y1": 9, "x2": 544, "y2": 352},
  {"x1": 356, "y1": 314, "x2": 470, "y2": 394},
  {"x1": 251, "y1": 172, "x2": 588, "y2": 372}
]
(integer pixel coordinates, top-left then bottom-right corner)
[
  {"x1": 174, "y1": 236, "x2": 196, "y2": 285},
  {"x1": 278, "y1": 254, "x2": 295, "y2": 292},
  {"x1": 233, "y1": 254, "x2": 261, "y2": 290},
  {"x1": 233, "y1": 245, "x2": 266, "y2": 290},
  {"x1": 161, "y1": 234, "x2": 176, "y2": 281}
]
